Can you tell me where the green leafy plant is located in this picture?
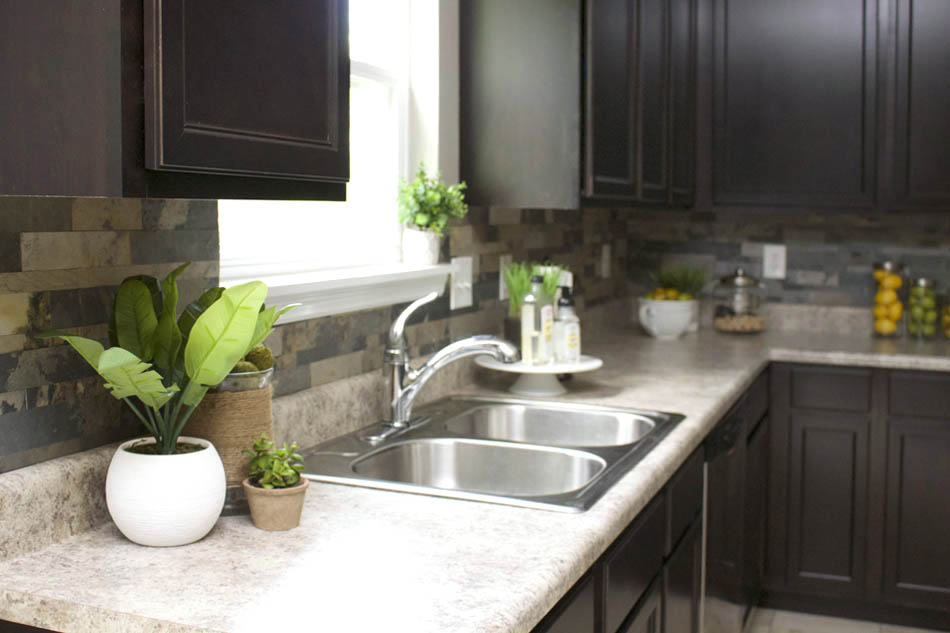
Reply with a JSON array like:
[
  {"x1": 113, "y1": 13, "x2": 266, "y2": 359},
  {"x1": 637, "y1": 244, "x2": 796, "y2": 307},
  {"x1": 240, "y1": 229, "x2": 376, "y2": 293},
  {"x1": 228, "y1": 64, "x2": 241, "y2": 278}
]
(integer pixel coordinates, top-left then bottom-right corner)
[
  {"x1": 39, "y1": 264, "x2": 296, "y2": 455},
  {"x1": 534, "y1": 264, "x2": 566, "y2": 298},
  {"x1": 243, "y1": 434, "x2": 305, "y2": 489},
  {"x1": 651, "y1": 267, "x2": 707, "y2": 296},
  {"x1": 397, "y1": 163, "x2": 468, "y2": 237},
  {"x1": 503, "y1": 262, "x2": 533, "y2": 318}
]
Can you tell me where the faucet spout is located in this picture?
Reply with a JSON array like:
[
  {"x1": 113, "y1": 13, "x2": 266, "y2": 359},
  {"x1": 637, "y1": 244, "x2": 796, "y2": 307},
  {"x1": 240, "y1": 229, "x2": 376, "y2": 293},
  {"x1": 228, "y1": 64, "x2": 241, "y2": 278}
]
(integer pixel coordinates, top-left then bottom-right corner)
[{"x1": 393, "y1": 335, "x2": 519, "y2": 426}]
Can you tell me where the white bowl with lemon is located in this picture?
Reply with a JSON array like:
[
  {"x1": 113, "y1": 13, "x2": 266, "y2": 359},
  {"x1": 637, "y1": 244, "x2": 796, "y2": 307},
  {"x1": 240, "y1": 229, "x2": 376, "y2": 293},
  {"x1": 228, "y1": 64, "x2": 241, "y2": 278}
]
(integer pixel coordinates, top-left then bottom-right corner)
[{"x1": 639, "y1": 287, "x2": 698, "y2": 340}]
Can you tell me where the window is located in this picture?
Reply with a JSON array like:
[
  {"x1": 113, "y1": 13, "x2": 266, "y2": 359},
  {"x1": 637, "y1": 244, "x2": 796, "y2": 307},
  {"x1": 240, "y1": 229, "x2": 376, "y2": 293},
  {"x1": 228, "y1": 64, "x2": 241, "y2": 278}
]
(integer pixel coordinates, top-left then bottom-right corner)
[{"x1": 218, "y1": 0, "x2": 450, "y2": 321}]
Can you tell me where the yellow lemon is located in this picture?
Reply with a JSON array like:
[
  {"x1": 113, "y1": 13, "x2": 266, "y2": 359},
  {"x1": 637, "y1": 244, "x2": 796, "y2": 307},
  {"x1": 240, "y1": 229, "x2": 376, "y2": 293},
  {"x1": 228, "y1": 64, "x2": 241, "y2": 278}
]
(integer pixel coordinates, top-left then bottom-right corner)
[
  {"x1": 665, "y1": 288, "x2": 679, "y2": 300},
  {"x1": 882, "y1": 273, "x2": 903, "y2": 290},
  {"x1": 873, "y1": 269, "x2": 887, "y2": 282},
  {"x1": 875, "y1": 318, "x2": 897, "y2": 335},
  {"x1": 875, "y1": 289, "x2": 898, "y2": 305},
  {"x1": 873, "y1": 304, "x2": 888, "y2": 319},
  {"x1": 888, "y1": 302, "x2": 903, "y2": 320}
]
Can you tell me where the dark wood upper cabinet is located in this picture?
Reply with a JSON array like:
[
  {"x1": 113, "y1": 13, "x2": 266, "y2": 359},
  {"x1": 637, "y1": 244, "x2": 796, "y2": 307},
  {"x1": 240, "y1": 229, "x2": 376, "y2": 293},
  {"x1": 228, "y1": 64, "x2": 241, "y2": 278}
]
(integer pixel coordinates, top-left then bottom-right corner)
[
  {"x1": 145, "y1": 0, "x2": 348, "y2": 184},
  {"x1": 0, "y1": 0, "x2": 348, "y2": 200},
  {"x1": 584, "y1": 0, "x2": 696, "y2": 205},
  {"x1": 711, "y1": 0, "x2": 878, "y2": 207},
  {"x1": 892, "y1": 0, "x2": 950, "y2": 208}
]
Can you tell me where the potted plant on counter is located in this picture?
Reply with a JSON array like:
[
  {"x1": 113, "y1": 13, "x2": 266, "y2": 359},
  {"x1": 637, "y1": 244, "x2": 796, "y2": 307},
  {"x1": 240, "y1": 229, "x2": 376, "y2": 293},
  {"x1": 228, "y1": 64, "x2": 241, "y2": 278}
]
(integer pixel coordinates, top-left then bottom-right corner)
[
  {"x1": 39, "y1": 264, "x2": 282, "y2": 547},
  {"x1": 397, "y1": 163, "x2": 468, "y2": 265},
  {"x1": 242, "y1": 434, "x2": 309, "y2": 531}
]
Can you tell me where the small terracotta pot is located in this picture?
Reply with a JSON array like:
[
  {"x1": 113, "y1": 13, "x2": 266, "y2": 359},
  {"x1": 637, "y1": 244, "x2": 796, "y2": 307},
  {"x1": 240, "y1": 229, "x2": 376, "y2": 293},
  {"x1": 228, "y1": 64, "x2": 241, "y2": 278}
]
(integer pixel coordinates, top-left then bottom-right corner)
[{"x1": 242, "y1": 477, "x2": 309, "y2": 531}]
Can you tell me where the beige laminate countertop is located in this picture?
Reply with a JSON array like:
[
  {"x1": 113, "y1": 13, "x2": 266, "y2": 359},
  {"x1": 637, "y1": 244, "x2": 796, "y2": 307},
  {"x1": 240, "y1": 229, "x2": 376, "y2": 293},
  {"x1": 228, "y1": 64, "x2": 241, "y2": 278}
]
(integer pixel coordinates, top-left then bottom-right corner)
[{"x1": 2, "y1": 329, "x2": 950, "y2": 633}]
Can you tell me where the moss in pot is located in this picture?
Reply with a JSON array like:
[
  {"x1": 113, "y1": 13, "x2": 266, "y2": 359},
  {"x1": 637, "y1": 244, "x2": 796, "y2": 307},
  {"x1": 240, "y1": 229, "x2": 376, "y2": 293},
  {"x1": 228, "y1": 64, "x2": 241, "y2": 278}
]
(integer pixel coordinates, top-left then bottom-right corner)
[{"x1": 242, "y1": 434, "x2": 309, "y2": 531}]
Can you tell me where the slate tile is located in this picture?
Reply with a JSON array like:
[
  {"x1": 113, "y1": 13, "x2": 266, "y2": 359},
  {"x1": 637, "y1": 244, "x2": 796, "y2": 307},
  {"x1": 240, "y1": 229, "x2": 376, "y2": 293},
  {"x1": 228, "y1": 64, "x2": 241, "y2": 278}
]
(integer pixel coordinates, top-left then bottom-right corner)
[
  {"x1": 0, "y1": 232, "x2": 21, "y2": 273},
  {"x1": 48, "y1": 286, "x2": 115, "y2": 329},
  {"x1": 0, "y1": 293, "x2": 31, "y2": 336},
  {"x1": 71, "y1": 198, "x2": 142, "y2": 231},
  {"x1": 272, "y1": 365, "x2": 311, "y2": 397},
  {"x1": 21, "y1": 231, "x2": 131, "y2": 270},
  {"x1": 129, "y1": 230, "x2": 218, "y2": 265},
  {"x1": 3, "y1": 346, "x2": 97, "y2": 392},
  {"x1": 0, "y1": 197, "x2": 73, "y2": 233}
]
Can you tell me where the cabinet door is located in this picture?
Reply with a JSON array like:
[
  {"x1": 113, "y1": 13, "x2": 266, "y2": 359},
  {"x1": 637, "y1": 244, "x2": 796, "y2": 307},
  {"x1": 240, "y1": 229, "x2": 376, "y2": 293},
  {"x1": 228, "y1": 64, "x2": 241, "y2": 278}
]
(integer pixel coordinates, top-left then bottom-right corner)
[
  {"x1": 668, "y1": 0, "x2": 696, "y2": 206},
  {"x1": 585, "y1": 0, "x2": 639, "y2": 199},
  {"x1": 882, "y1": 416, "x2": 950, "y2": 611},
  {"x1": 621, "y1": 578, "x2": 663, "y2": 633},
  {"x1": 145, "y1": 0, "x2": 349, "y2": 183},
  {"x1": 785, "y1": 409, "x2": 870, "y2": 598},
  {"x1": 664, "y1": 520, "x2": 702, "y2": 633},
  {"x1": 536, "y1": 573, "x2": 596, "y2": 633},
  {"x1": 637, "y1": 0, "x2": 669, "y2": 202},
  {"x1": 712, "y1": 0, "x2": 878, "y2": 206},
  {"x1": 892, "y1": 0, "x2": 950, "y2": 207}
]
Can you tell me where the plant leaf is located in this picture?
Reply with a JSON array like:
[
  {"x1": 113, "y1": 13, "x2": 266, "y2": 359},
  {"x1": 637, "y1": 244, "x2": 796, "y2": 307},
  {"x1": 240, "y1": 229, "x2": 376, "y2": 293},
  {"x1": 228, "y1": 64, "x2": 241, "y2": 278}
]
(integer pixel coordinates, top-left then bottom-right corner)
[
  {"x1": 244, "y1": 303, "x2": 299, "y2": 356},
  {"x1": 177, "y1": 286, "x2": 224, "y2": 339},
  {"x1": 113, "y1": 279, "x2": 158, "y2": 361},
  {"x1": 97, "y1": 347, "x2": 178, "y2": 409},
  {"x1": 152, "y1": 264, "x2": 190, "y2": 374},
  {"x1": 181, "y1": 281, "x2": 267, "y2": 404},
  {"x1": 37, "y1": 331, "x2": 104, "y2": 368}
]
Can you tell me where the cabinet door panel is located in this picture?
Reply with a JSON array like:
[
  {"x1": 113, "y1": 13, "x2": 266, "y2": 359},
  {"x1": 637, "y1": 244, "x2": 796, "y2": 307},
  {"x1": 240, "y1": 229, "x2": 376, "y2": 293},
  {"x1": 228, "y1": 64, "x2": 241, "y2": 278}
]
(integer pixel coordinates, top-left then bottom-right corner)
[
  {"x1": 620, "y1": 578, "x2": 662, "y2": 633},
  {"x1": 712, "y1": 0, "x2": 877, "y2": 206},
  {"x1": 537, "y1": 573, "x2": 596, "y2": 633},
  {"x1": 146, "y1": 0, "x2": 348, "y2": 182},
  {"x1": 883, "y1": 417, "x2": 950, "y2": 611},
  {"x1": 786, "y1": 410, "x2": 869, "y2": 597},
  {"x1": 586, "y1": 0, "x2": 638, "y2": 198},
  {"x1": 664, "y1": 520, "x2": 702, "y2": 633},
  {"x1": 743, "y1": 416, "x2": 769, "y2": 608},
  {"x1": 893, "y1": 0, "x2": 950, "y2": 206},
  {"x1": 669, "y1": 0, "x2": 696, "y2": 205},
  {"x1": 638, "y1": 0, "x2": 668, "y2": 200}
]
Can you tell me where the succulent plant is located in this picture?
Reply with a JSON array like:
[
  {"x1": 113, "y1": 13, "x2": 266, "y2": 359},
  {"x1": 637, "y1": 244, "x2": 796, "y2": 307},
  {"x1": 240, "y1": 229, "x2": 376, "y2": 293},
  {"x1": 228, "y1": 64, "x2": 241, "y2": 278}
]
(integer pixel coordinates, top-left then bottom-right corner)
[{"x1": 243, "y1": 434, "x2": 305, "y2": 489}]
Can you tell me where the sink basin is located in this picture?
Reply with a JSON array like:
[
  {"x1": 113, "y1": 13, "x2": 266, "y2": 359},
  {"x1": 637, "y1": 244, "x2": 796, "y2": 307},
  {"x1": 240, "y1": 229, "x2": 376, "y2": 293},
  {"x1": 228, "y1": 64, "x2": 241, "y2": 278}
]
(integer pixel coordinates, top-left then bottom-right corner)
[
  {"x1": 441, "y1": 402, "x2": 656, "y2": 447},
  {"x1": 302, "y1": 396, "x2": 683, "y2": 512},
  {"x1": 352, "y1": 438, "x2": 606, "y2": 497}
]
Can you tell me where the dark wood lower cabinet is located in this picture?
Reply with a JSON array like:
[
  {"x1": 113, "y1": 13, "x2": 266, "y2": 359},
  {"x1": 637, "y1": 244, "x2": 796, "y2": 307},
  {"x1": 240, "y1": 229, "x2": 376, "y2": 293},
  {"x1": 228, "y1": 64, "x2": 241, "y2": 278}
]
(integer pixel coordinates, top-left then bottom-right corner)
[
  {"x1": 664, "y1": 519, "x2": 702, "y2": 633},
  {"x1": 621, "y1": 578, "x2": 663, "y2": 633},
  {"x1": 768, "y1": 363, "x2": 950, "y2": 630}
]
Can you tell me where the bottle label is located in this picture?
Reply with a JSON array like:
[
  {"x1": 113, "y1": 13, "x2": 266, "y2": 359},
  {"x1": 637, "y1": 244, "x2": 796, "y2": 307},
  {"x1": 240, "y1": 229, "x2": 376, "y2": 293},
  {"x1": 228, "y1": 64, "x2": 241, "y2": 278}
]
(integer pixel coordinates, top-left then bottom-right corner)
[
  {"x1": 521, "y1": 304, "x2": 535, "y2": 365},
  {"x1": 540, "y1": 305, "x2": 554, "y2": 362}
]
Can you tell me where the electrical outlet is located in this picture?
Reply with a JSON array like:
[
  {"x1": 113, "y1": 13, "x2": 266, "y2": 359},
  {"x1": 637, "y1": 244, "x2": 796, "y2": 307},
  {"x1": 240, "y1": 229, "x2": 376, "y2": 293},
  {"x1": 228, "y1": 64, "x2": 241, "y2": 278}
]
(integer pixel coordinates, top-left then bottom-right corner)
[
  {"x1": 763, "y1": 244, "x2": 787, "y2": 280},
  {"x1": 498, "y1": 254, "x2": 512, "y2": 300},
  {"x1": 600, "y1": 244, "x2": 612, "y2": 279},
  {"x1": 450, "y1": 256, "x2": 473, "y2": 310}
]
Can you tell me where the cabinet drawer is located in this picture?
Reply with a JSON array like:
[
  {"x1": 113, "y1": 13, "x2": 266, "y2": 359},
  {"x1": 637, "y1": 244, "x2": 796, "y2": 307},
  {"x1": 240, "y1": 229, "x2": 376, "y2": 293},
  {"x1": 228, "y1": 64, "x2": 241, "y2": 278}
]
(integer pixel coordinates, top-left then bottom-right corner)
[
  {"x1": 888, "y1": 371, "x2": 950, "y2": 418},
  {"x1": 665, "y1": 447, "x2": 703, "y2": 555},
  {"x1": 743, "y1": 370, "x2": 769, "y2": 428},
  {"x1": 790, "y1": 366, "x2": 871, "y2": 412},
  {"x1": 603, "y1": 496, "x2": 665, "y2": 633}
]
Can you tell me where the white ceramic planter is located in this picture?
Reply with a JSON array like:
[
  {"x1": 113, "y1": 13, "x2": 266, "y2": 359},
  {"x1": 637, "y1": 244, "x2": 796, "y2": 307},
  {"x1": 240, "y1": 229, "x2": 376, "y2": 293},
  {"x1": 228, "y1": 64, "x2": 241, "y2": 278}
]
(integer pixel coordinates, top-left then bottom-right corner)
[
  {"x1": 401, "y1": 227, "x2": 441, "y2": 265},
  {"x1": 638, "y1": 298, "x2": 697, "y2": 340},
  {"x1": 106, "y1": 436, "x2": 226, "y2": 547}
]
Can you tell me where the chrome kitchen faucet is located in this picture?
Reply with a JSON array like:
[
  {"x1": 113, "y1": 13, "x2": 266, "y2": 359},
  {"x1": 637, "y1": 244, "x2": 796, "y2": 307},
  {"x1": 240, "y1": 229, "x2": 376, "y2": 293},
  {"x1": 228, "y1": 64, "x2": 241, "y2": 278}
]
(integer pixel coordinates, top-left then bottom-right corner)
[{"x1": 372, "y1": 291, "x2": 519, "y2": 442}]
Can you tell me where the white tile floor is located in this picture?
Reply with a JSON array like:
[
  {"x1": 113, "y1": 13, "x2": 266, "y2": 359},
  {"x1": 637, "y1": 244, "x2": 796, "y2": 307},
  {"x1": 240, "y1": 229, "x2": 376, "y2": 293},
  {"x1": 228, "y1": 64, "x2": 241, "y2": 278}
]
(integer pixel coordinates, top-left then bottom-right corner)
[{"x1": 749, "y1": 609, "x2": 945, "y2": 633}]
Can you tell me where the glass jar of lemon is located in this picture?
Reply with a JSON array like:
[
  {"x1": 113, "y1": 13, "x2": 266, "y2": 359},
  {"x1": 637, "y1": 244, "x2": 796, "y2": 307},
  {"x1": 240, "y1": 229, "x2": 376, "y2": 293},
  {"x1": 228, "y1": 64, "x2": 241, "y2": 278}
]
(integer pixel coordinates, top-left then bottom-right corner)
[{"x1": 873, "y1": 261, "x2": 905, "y2": 338}]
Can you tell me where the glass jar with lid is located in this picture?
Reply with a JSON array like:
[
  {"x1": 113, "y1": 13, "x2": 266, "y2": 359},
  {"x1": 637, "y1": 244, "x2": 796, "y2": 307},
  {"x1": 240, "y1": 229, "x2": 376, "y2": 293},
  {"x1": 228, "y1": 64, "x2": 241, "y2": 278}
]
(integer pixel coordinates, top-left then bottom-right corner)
[
  {"x1": 907, "y1": 277, "x2": 938, "y2": 340},
  {"x1": 872, "y1": 261, "x2": 905, "y2": 338},
  {"x1": 712, "y1": 268, "x2": 766, "y2": 333}
]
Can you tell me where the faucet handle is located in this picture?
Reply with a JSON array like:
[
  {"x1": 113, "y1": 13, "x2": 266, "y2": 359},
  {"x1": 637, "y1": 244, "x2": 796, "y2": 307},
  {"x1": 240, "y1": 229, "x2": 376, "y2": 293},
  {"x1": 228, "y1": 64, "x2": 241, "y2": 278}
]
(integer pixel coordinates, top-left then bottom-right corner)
[{"x1": 388, "y1": 291, "x2": 439, "y2": 348}]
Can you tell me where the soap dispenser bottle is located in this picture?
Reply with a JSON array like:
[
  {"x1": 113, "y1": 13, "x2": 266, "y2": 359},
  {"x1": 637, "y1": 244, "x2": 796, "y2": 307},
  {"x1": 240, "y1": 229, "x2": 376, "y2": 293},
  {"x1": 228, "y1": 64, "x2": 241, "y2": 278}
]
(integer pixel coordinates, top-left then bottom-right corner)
[{"x1": 554, "y1": 286, "x2": 581, "y2": 363}]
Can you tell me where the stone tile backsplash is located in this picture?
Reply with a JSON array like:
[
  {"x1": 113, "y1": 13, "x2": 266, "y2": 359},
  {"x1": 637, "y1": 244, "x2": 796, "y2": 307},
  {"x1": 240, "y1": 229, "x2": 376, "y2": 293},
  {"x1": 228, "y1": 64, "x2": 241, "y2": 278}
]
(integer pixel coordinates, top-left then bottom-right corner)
[{"x1": 0, "y1": 197, "x2": 220, "y2": 474}]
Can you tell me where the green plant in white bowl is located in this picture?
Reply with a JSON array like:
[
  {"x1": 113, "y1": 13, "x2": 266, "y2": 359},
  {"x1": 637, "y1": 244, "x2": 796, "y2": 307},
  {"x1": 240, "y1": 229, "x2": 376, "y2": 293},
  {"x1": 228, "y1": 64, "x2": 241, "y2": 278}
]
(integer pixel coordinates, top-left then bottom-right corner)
[{"x1": 398, "y1": 164, "x2": 468, "y2": 265}]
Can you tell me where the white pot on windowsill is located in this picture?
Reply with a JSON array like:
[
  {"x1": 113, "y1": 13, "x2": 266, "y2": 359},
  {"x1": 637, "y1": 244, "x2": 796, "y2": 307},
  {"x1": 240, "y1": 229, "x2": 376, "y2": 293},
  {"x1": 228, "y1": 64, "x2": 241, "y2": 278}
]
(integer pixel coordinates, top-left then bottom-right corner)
[{"x1": 401, "y1": 226, "x2": 442, "y2": 266}]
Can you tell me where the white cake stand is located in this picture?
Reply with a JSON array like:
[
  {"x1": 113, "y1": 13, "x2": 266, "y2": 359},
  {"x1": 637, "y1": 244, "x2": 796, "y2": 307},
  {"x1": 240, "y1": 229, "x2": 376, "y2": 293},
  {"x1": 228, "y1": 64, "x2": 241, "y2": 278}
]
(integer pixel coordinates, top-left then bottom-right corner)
[{"x1": 475, "y1": 355, "x2": 603, "y2": 397}]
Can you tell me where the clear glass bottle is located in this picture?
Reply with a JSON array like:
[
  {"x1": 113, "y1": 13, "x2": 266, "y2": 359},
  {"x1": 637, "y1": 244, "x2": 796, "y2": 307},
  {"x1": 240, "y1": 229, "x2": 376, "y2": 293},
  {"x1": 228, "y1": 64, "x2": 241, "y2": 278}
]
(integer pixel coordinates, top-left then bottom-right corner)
[
  {"x1": 554, "y1": 286, "x2": 581, "y2": 363},
  {"x1": 521, "y1": 275, "x2": 554, "y2": 365},
  {"x1": 872, "y1": 261, "x2": 904, "y2": 338},
  {"x1": 907, "y1": 277, "x2": 937, "y2": 340},
  {"x1": 712, "y1": 268, "x2": 767, "y2": 333}
]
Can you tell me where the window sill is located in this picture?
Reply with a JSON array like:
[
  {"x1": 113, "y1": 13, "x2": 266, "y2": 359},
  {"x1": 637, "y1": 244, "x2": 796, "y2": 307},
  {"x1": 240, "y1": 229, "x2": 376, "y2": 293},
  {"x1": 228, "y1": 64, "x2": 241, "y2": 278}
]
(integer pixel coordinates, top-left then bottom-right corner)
[{"x1": 224, "y1": 264, "x2": 451, "y2": 324}]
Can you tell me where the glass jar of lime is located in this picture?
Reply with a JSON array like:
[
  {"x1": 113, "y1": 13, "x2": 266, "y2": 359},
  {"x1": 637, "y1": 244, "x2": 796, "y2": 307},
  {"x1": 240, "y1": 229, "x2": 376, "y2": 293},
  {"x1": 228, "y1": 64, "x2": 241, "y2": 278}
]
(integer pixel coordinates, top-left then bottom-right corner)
[
  {"x1": 907, "y1": 278, "x2": 938, "y2": 340},
  {"x1": 872, "y1": 261, "x2": 904, "y2": 338}
]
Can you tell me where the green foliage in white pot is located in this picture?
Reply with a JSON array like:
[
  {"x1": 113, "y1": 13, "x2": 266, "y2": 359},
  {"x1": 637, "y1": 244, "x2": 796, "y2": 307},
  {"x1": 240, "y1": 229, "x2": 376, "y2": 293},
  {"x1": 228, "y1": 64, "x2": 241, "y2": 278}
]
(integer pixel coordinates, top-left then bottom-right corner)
[
  {"x1": 397, "y1": 163, "x2": 468, "y2": 237},
  {"x1": 39, "y1": 264, "x2": 295, "y2": 455}
]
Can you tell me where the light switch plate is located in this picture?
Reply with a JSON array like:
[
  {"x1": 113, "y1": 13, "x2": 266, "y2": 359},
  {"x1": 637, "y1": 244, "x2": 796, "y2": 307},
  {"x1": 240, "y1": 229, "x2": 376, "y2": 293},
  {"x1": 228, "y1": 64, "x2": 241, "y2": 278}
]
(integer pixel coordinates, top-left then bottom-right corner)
[
  {"x1": 763, "y1": 244, "x2": 787, "y2": 280},
  {"x1": 498, "y1": 254, "x2": 512, "y2": 300},
  {"x1": 450, "y1": 256, "x2": 474, "y2": 309},
  {"x1": 600, "y1": 244, "x2": 612, "y2": 278}
]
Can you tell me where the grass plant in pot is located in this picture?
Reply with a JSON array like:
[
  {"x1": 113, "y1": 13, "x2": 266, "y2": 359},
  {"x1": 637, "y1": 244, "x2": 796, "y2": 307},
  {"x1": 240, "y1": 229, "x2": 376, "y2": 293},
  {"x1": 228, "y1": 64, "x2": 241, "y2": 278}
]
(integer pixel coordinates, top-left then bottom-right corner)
[
  {"x1": 397, "y1": 163, "x2": 468, "y2": 265},
  {"x1": 502, "y1": 262, "x2": 565, "y2": 343},
  {"x1": 242, "y1": 434, "x2": 309, "y2": 531},
  {"x1": 39, "y1": 264, "x2": 276, "y2": 547}
]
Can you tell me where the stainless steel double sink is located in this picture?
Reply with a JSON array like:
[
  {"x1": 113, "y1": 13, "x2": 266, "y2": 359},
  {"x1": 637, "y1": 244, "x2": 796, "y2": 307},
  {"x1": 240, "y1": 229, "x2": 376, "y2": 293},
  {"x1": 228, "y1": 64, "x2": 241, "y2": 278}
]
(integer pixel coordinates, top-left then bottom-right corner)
[{"x1": 302, "y1": 396, "x2": 683, "y2": 512}]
